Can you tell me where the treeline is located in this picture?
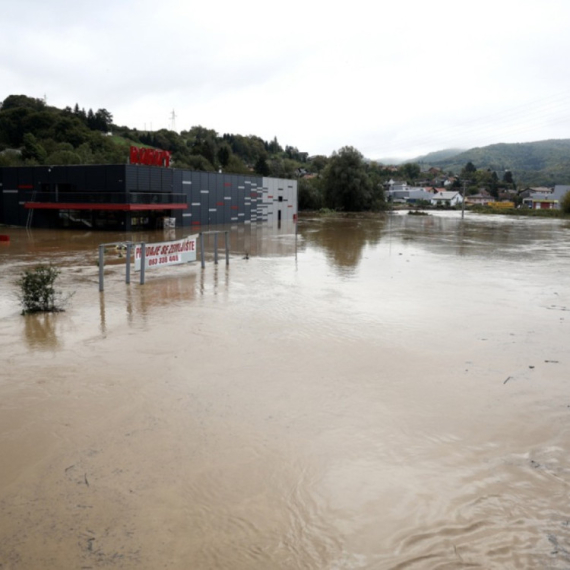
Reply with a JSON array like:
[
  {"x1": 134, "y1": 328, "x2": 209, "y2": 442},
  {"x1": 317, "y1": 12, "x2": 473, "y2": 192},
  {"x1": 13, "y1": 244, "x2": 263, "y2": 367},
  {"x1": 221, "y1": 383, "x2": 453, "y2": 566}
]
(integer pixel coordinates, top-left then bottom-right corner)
[
  {"x1": 453, "y1": 161, "x2": 516, "y2": 198},
  {"x1": 0, "y1": 94, "x2": 409, "y2": 211},
  {"x1": 0, "y1": 95, "x2": 318, "y2": 179},
  {"x1": 0, "y1": 95, "x2": 124, "y2": 166},
  {"x1": 3, "y1": 94, "x2": 570, "y2": 210}
]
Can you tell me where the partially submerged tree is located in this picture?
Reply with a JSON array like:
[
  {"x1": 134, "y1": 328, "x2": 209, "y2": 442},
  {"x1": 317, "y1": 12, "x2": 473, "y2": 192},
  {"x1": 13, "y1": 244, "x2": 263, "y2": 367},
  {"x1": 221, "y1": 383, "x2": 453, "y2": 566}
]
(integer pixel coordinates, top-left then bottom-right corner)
[
  {"x1": 17, "y1": 265, "x2": 69, "y2": 314},
  {"x1": 322, "y1": 146, "x2": 373, "y2": 211}
]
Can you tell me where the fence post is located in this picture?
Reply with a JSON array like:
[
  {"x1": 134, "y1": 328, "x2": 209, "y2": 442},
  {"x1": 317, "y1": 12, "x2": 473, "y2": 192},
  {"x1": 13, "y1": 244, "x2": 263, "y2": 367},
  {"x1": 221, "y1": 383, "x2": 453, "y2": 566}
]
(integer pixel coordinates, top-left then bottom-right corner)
[
  {"x1": 125, "y1": 243, "x2": 131, "y2": 285},
  {"x1": 225, "y1": 231, "x2": 229, "y2": 265},
  {"x1": 200, "y1": 232, "x2": 205, "y2": 269},
  {"x1": 140, "y1": 243, "x2": 146, "y2": 285},
  {"x1": 98, "y1": 245, "x2": 105, "y2": 292}
]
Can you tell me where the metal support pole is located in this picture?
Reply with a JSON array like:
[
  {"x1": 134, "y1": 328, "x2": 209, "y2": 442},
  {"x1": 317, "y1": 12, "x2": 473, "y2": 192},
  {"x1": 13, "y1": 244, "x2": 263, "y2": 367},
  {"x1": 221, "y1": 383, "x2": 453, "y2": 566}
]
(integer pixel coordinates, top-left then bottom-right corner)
[
  {"x1": 225, "y1": 231, "x2": 229, "y2": 265},
  {"x1": 214, "y1": 233, "x2": 218, "y2": 265},
  {"x1": 461, "y1": 181, "x2": 467, "y2": 219},
  {"x1": 140, "y1": 243, "x2": 146, "y2": 285},
  {"x1": 200, "y1": 232, "x2": 205, "y2": 269},
  {"x1": 125, "y1": 243, "x2": 131, "y2": 285},
  {"x1": 98, "y1": 245, "x2": 104, "y2": 292}
]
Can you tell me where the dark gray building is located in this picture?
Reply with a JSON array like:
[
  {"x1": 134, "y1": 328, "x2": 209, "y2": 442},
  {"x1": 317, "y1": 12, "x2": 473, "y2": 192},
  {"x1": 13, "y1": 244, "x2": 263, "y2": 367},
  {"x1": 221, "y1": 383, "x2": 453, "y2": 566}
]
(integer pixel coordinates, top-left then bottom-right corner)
[{"x1": 0, "y1": 165, "x2": 297, "y2": 231}]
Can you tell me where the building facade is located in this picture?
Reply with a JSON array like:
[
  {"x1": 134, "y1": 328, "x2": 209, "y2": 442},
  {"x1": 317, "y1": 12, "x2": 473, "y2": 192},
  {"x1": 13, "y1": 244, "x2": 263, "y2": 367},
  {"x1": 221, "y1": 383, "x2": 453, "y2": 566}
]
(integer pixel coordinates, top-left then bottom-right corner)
[
  {"x1": 522, "y1": 185, "x2": 570, "y2": 210},
  {"x1": 0, "y1": 165, "x2": 297, "y2": 231}
]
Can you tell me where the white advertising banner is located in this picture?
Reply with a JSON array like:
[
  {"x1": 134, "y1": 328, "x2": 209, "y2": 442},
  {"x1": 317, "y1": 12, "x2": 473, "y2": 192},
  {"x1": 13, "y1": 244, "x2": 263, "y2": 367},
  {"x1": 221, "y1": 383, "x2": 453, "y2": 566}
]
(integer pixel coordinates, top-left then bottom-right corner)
[{"x1": 134, "y1": 236, "x2": 197, "y2": 271}]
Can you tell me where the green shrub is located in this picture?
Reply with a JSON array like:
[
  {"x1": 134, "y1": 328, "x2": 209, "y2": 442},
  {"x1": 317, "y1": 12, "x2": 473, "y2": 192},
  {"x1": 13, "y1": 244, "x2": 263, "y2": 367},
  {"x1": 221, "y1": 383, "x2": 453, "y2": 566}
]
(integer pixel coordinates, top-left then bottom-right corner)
[
  {"x1": 17, "y1": 265, "x2": 65, "y2": 314},
  {"x1": 561, "y1": 191, "x2": 570, "y2": 214}
]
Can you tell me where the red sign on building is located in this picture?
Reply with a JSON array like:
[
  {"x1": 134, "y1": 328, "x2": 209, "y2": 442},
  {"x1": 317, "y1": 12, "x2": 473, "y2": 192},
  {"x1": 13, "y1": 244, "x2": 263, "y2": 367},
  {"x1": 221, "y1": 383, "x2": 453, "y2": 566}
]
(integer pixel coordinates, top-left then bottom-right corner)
[{"x1": 130, "y1": 146, "x2": 171, "y2": 167}]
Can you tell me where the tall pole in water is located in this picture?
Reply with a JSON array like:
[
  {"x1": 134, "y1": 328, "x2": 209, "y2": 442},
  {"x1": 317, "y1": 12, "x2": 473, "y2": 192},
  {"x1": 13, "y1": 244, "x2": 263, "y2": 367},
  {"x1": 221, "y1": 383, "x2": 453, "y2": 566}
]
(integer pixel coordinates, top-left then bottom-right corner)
[{"x1": 461, "y1": 180, "x2": 467, "y2": 219}]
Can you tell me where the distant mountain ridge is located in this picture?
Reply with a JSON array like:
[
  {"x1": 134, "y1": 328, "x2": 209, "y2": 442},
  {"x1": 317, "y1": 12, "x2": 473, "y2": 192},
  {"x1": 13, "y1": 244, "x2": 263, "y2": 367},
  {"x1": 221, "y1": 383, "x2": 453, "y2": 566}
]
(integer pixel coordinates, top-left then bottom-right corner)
[
  {"x1": 410, "y1": 148, "x2": 466, "y2": 164},
  {"x1": 376, "y1": 140, "x2": 570, "y2": 186},
  {"x1": 430, "y1": 140, "x2": 570, "y2": 186},
  {"x1": 375, "y1": 148, "x2": 465, "y2": 165}
]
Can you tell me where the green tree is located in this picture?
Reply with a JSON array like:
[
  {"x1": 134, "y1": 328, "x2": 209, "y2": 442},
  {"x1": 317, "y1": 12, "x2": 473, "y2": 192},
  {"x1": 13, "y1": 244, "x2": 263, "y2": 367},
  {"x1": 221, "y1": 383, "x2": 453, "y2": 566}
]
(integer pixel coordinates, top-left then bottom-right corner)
[
  {"x1": 94, "y1": 108, "x2": 113, "y2": 132},
  {"x1": 0, "y1": 107, "x2": 32, "y2": 146},
  {"x1": 298, "y1": 177, "x2": 324, "y2": 210},
  {"x1": 268, "y1": 157, "x2": 299, "y2": 179},
  {"x1": 0, "y1": 149, "x2": 24, "y2": 167},
  {"x1": 45, "y1": 149, "x2": 82, "y2": 165},
  {"x1": 180, "y1": 155, "x2": 215, "y2": 171},
  {"x1": 225, "y1": 154, "x2": 250, "y2": 175},
  {"x1": 22, "y1": 133, "x2": 47, "y2": 163},
  {"x1": 267, "y1": 136, "x2": 282, "y2": 154},
  {"x1": 53, "y1": 117, "x2": 90, "y2": 146},
  {"x1": 254, "y1": 156, "x2": 270, "y2": 176},
  {"x1": 460, "y1": 161, "x2": 477, "y2": 180},
  {"x1": 195, "y1": 139, "x2": 217, "y2": 166},
  {"x1": 560, "y1": 190, "x2": 570, "y2": 214},
  {"x1": 2, "y1": 94, "x2": 45, "y2": 112},
  {"x1": 310, "y1": 155, "x2": 329, "y2": 173},
  {"x1": 400, "y1": 162, "x2": 421, "y2": 183},
  {"x1": 322, "y1": 146, "x2": 373, "y2": 211},
  {"x1": 24, "y1": 110, "x2": 57, "y2": 139},
  {"x1": 86, "y1": 108, "x2": 95, "y2": 129},
  {"x1": 217, "y1": 143, "x2": 231, "y2": 168}
]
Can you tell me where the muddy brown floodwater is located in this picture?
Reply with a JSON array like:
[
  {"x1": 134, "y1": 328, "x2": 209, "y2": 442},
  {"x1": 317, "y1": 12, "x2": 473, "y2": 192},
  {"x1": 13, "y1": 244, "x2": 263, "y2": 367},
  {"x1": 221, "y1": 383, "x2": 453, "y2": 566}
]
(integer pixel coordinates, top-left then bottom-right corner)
[{"x1": 1, "y1": 212, "x2": 570, "y2": 569}]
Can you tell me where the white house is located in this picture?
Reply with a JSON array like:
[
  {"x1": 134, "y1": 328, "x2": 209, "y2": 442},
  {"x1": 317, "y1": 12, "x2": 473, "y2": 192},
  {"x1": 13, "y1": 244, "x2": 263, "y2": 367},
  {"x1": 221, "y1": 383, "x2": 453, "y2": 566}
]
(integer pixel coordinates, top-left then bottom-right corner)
[{"x1": 431, "y1": 191, "x2": 463, "y2": 207}]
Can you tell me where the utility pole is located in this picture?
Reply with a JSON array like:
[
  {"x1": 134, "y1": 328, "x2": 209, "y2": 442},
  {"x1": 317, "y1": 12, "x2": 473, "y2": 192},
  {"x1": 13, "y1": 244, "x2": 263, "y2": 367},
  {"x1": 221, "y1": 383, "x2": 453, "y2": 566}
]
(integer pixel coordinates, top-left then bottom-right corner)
[{"x1": 461, "y1": 180, "x2": 468, "y2": 219}]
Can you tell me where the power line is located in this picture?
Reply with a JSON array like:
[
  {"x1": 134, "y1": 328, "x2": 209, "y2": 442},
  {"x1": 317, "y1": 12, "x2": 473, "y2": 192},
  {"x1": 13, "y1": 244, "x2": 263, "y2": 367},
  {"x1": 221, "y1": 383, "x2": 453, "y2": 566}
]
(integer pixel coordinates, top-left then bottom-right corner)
[{"x1": 369, "y1": 88, "x2": 570, "y2": 158}]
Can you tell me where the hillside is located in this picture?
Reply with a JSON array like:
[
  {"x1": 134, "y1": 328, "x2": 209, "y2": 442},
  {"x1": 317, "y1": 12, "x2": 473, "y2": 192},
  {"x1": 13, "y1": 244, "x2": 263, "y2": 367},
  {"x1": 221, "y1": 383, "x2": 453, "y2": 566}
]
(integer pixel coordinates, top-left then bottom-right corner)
[
  {"x1": 431, "y1": 140, "x2": 570, "y2": 186},
  {"x1": 3, "y1": 94, "x2": 570, "y2": 188},
  {"x1": 413, "y1": 148, "x2": 466, "y2": 164},
  {"x1": 0, "y1": 94, "x2": 310, "y2": 179}
]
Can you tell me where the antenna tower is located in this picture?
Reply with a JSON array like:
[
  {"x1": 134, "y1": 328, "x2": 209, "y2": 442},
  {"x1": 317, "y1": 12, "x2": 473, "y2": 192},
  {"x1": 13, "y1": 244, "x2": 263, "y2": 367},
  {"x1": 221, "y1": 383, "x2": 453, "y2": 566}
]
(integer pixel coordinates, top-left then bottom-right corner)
[{"x1": 169, "y1": 109, "x2": 177, "y2": 132}]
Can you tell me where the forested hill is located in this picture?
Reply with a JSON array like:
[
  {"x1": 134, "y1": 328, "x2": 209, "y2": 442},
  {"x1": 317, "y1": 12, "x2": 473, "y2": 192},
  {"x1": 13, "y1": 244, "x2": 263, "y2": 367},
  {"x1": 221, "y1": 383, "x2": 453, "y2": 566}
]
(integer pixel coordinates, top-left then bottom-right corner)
[
  {"x1": 429, "y1": 140, "x2": 570, "y2": 186},
  {"x1": 2, "y1": 93, "x2": 570, "y2": 189},
  {"x1": 0, "y1": 94, "x2": 314, "y2": 179}
]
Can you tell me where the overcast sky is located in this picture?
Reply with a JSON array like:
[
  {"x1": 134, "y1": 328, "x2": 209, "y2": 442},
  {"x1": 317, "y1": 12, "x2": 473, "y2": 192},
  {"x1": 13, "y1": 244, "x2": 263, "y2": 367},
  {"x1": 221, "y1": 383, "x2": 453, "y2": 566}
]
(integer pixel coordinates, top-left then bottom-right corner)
[{"x1": 3, "y1": 0, "x2": 570, "y2": 161}]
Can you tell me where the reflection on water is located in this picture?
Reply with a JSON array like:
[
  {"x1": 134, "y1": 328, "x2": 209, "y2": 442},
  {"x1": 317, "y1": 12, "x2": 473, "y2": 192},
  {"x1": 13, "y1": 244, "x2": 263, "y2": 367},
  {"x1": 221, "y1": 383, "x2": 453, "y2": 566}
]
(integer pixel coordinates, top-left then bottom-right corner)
[
  {"x1": 1, "y1": 213, "x2": 570, "y2": 569},
  {"x1": 300, "y1": 217, "x2": 386, "y2": 273},
  {"x1": 22, "y1": 312, "x2": 62, "y2": 350}
]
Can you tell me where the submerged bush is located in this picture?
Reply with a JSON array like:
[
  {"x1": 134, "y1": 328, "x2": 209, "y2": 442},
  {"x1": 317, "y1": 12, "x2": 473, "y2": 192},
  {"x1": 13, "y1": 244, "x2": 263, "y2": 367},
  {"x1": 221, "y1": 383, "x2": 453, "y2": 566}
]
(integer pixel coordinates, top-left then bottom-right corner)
[{"x1": 17, "y1": 265, "x2": 66, "y2": 314}]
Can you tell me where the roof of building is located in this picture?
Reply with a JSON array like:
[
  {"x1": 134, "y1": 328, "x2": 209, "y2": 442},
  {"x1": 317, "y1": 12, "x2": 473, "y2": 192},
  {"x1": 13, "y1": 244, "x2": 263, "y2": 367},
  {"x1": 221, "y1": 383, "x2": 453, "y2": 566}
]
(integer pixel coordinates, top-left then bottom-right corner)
[
  {"x1": 553, "y1": 185, "x2": 570, "y2": 199},
  {"x1": 433, "y1": 191, "x2": 461, "y2": 199}
]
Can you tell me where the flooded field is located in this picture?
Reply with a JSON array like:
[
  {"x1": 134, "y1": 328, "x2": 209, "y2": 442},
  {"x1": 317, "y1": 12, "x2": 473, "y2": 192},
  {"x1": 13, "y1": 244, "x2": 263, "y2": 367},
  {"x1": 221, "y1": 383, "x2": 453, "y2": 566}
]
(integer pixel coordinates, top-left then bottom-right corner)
[{"x1": 1, "y1": 211, "x2": 570, "y2": 569}]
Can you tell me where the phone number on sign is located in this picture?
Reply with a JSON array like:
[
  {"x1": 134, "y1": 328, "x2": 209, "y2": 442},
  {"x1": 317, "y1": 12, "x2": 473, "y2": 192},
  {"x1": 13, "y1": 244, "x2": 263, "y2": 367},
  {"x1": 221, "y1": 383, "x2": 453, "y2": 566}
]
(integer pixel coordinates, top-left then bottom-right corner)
[{"x1": 148, "y1": 254, "x2": 181, "y2": 266}]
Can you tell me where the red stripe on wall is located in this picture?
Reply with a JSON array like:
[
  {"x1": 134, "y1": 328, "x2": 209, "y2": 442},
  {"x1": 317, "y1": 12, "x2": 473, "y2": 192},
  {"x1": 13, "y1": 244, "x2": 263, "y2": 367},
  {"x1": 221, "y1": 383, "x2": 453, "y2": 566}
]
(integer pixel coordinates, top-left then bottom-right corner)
[
  {"x1": 18, "y1": 185, "x2": 33, "y2": 189},
  {"x1": 24, "y1": 203, "x2": 188, "y2": 211}
]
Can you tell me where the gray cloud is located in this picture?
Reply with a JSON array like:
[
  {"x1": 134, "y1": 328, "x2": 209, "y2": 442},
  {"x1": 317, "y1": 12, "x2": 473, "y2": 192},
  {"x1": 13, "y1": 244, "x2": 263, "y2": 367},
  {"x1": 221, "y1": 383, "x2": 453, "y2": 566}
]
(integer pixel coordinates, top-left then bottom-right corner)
[{"x1": 3, "y1": 0, "x2": 570, "y2": 158}]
